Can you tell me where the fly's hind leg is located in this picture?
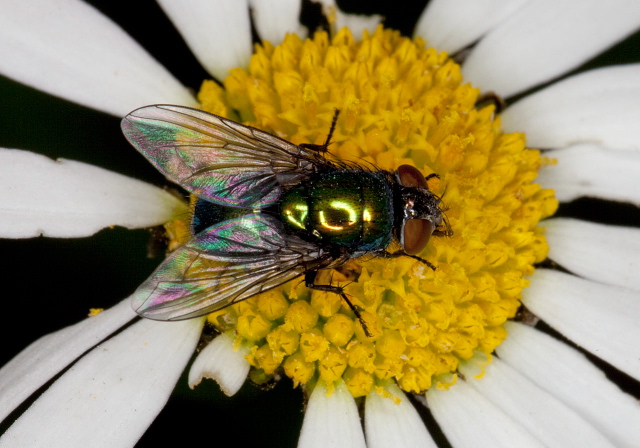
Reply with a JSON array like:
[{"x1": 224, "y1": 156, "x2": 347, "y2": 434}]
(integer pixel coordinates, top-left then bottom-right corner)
[
  {"x1": 304, "y1": 270, "x2": 372, "y2": 337},
  {"x1": 299, "y1": 109, "x2": 340, "y2": 153}
]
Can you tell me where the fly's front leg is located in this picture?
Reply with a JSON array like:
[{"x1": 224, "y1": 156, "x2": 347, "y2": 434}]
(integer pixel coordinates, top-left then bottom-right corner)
[
  {"x1": 424, "y1": 173, "x2": 440, "y2": 183},
  {"x1": 304, "y1": 270, "x2": 372, "y2": 337},
  {"x1": 376, "y1": 250, "x2": 436, "y2": 271}
]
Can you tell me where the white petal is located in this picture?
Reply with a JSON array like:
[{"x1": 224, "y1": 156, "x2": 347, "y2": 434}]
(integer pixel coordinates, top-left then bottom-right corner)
[
  {"x1": 544, "y1": 218, "x2": 640, "y2": 291},
  {"x1": 250, "y1": 0, "x2": 306, "y2": 45},
  {"x1": 298, "y1": 380, "x2": 366, "y2": 448},
  {"x1": 521, "y1": 269, "x2": 640, "y2": 382},
  {"x1": 0, "y1": 149, "x2": 188, "y2": 238},
  {"x1": 157, "y1": 0, "x2": 253, "y2": 80},
  {"x1": 414, "y1": 0, "x2": 529, "y2": 54},
  {"x1": 0, "y1": 0, "x2": 195, "y2": 117},
  {"x1": 314, "y1": 0, "x2": 382, "y2": 38},
  {"x1": 188, "y1": 331, "x2": 250, "y2": 396},
  {"x1": 537, "y1": 143, "x2": 640, "y2": 205},
  {"x1": 426, "y1": 380, "x2": 544, "y2": 448},
  {"x1": 463, "y1": 0, "x2": 640, "y2": 98},
  {"x1": 502, "y1": 64, "x2": 640, "y2": 150},
  {"x1": 365, "y1": 383, "x2": 436, "y2": 448},
  {"x1": 460, "y1": 358, "x2": 615, "y2": 447},
  {"x1": 498, "y1": 321, "x2": 640, "y2": 447},
  {"x1": 0, "y1": 318, "x2": 203, "y2": 447},
  {"x1": 0, "y1": 300, "x2": 134, "y2": 423}
]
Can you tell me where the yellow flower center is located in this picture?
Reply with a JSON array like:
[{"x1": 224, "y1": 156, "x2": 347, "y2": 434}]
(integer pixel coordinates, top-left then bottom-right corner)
[{"x1": 190, "y1": 26, "x2": 557, "y2": 397}]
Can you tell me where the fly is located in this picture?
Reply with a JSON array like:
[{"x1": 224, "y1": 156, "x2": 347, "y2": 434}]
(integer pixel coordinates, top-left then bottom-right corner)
[{"x1": 121, "y1": 105, "x2": 450, "y2": 336}]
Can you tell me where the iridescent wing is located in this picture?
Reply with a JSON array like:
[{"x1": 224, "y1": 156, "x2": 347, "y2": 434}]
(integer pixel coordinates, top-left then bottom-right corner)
[
  {"x1": 132, "y1": 214, "x2": 340, "y2": 320},
  {"x1": 121, "y1": 105, "x2": 329, "y2": 208}
]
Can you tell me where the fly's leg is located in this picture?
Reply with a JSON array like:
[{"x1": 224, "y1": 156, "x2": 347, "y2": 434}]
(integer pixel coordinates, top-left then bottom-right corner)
[
  {"x1": 304, "y1": 270, "x2": 372, "y2": 337},
  {"x1": 475, "y1": 91, "x2": 505, "y2": 114},
  {"x1": 299, "y1": 109, "x2": 340, "y2": 153},
  {"x1": 424, "y1": 173, "x2": 440, "y2": 182},
  {"x1": 376, "y1": 250, "x2": 436, "y2": 271}
]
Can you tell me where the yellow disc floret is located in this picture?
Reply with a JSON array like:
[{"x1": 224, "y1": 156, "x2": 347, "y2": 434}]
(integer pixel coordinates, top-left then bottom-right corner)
[{"x1": 196, "y1": 26, "x2": 557, "y2": 397}]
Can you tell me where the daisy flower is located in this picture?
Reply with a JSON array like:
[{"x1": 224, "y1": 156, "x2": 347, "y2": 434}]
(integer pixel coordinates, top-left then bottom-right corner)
[{"x1": 1, "y1": 0, "x2": 640, "y2": 447}]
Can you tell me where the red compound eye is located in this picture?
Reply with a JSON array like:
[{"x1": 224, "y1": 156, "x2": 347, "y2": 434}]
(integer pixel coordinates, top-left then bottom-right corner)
[
  {"x1": 403, "y1": 218, "x2": 434, "y2": 255},
  {"x1": 397, "y1": 164, "x2": 427, "y2": 188},
  {"x1": 397, "y1": 165, "x2": 438, "y2": 254}
]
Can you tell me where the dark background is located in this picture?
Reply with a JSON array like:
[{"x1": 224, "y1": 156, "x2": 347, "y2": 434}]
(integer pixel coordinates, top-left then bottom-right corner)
[{"x1": 0, "y1": 1, "x2": 639, "y2": 446}]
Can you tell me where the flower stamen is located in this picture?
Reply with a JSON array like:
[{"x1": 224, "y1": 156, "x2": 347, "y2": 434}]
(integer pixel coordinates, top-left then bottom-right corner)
[{"x1": 184, "y1": 26, "x2": 558, "y2": 397}]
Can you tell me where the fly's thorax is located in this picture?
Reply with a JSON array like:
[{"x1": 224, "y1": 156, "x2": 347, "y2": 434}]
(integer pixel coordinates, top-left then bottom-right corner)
[{"x1": 279, "y1": 171, "x2": 394, "y2": 251}]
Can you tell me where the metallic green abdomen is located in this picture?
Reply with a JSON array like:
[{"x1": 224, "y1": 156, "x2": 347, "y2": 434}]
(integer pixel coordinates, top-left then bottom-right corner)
[{"x1": 280, "y1": 171, "x2": 394, "y2": 250}]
